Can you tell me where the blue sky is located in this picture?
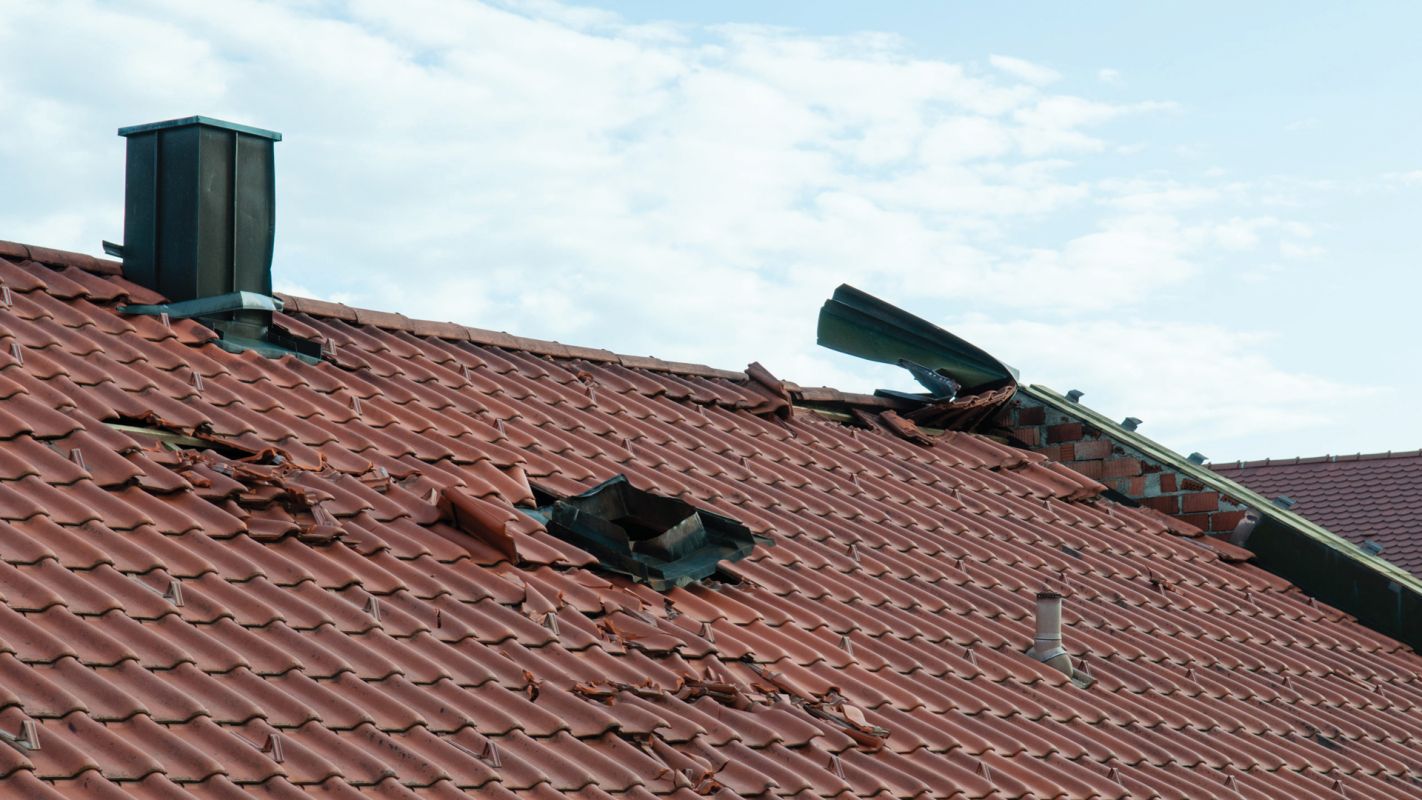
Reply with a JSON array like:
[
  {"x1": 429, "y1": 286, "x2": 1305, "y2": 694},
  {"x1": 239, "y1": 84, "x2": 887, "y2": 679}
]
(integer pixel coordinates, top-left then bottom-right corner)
[{"x1": 0, "y1": 0, "x2": 1418, "y2": 461}]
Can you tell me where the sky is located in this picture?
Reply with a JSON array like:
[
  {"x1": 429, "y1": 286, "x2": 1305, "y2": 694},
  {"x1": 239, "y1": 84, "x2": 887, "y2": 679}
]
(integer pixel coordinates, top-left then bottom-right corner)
[{"x1": 1, "y1": 0, "x2": 1419, "y2": 462}]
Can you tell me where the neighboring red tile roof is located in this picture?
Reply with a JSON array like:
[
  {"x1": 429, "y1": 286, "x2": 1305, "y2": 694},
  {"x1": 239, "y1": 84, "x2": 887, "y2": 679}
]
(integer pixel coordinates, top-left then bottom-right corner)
[
  {"x1": 2, "y1": 242, "x2": 1422, "y2": 799},
  {"x1": 1213, "y1": 451, "x2": 1422, "y2": 574}
]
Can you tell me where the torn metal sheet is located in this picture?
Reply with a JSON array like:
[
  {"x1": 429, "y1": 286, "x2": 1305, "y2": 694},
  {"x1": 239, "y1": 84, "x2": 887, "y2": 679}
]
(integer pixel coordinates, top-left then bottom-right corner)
[{"x1": 529, "y1": 475, "x2": 763, "y2": 591}]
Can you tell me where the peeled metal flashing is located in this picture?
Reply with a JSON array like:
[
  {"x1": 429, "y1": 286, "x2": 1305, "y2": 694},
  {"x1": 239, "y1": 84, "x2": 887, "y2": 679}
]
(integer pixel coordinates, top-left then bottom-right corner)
[{"x1": 118, "y1": 290, "x2": 284, "y2": 319}]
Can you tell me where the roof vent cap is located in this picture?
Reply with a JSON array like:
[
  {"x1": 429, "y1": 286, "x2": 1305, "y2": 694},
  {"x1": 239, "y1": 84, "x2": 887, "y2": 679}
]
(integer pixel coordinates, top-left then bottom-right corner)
[
  {"x1": 1272, "y1": 495, "x2": 1297, "y2": 510},
  {"x1": 1187, "y1": 452, "x2": 1208, "y2": 465},
  {"x1": 1362, "y1": 540, "x2": 1385, "y2": 556},
  {"x1": 1065, "y1": 389, "x2": 1084, "y2": 402},
  {"x1": 1029, "y1": 591, "x2": 1090, "y2": 686},
  {"x1": 1120, "y1": 417, "x2": 1142, "y2": 431}
]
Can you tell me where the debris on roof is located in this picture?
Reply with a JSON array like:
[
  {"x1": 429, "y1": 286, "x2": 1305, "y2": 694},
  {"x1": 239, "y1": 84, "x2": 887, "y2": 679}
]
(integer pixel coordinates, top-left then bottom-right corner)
[
  {"x1": 815, "y1": 284, "x2": 1018, "y2": 432},
  {"x1": 5, "y1": 239, "x2": 1422, "y2": 798},
  {"x1": 524, "y1": 474, "x2": 762, "y2": 590}
]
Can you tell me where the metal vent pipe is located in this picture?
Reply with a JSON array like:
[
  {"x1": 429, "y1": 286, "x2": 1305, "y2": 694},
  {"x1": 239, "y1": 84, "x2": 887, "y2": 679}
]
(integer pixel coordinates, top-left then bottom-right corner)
[{"x1": 1031, "y1": 591, "x2": 1075, "y2": 677}]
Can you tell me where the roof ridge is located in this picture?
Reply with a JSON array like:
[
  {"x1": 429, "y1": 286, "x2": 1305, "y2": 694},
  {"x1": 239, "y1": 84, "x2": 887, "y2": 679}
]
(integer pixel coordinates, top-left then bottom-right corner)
[
  {"x1": 1215, "y1": 449, "x2": 1422, "y2": 470},
  {"x1": 0, "y1": 238, "x2": 122, "y2": 276},
  {"x1": 0, "y1": 236, "x2": 758, "y2": 384},
  {"x1": 3, "y1": 237, "x2": 920, "y2": 410},
  {"x1": 277, "y1": 292, "x2": 753, "y2": 382}
]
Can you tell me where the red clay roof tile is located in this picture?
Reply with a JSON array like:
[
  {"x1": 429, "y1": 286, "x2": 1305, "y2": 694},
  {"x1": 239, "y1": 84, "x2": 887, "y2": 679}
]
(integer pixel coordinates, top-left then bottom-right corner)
[
  {"x1": 1213, "y1": 451, "x2": 1422, "y2": 575},
  {"x1": 2, "y1": 245, "x2": 1422, "y2": 798}
]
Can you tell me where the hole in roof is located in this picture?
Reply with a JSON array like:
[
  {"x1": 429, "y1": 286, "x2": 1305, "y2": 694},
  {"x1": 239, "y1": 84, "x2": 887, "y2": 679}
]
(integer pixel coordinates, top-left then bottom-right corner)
[
  {"x1": 106, "y1": 419, "x2": 274, "y2": 462},
  {"x1": 522, "y1": 475, "x2": 768, "y2": 591}
]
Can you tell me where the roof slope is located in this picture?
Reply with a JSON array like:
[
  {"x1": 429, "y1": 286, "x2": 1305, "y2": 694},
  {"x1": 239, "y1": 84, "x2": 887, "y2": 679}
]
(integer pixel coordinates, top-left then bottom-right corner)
[
  {"x1": 1, "y1": 244, "x2": 1422, "y2": 799},
  {"x1": 1213, "y1": 452, "x2": 1422, "y2": 574}
]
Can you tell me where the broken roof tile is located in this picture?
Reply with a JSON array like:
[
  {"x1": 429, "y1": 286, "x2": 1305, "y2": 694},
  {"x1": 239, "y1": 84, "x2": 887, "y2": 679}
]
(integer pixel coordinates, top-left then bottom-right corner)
[{"x1": 1, "y1": 243, "x2": 1422, "y2": 798}]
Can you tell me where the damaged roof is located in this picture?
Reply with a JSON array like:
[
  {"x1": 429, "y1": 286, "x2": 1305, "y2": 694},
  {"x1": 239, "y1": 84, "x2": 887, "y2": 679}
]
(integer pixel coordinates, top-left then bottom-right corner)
[
  {"x1": 3, "y1": 241, "x2": 1422, "y2": 799},
  {"x1": 1213, "y1": 451, "x2": 1422, "y2": 575}
]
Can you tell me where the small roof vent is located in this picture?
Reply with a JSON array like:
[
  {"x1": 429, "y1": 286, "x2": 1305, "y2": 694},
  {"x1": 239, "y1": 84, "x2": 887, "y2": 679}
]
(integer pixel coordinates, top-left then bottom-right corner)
[
  {"x1": 1029, "y1": 591, "x2": 1090, "y2": 687},
  {"x1": 1121, "y1": 417, "x2": 1142, "y2": 431},
  {"x1": 1187, "y1": 452, "x2": 1208, "y2": 465}
]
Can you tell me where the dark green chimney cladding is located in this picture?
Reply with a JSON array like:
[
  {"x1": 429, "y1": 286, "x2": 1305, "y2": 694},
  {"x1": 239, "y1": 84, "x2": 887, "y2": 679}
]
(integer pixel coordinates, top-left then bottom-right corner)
[{"x1": 118, "y1": 116, "x2": 282, "y2": 307}]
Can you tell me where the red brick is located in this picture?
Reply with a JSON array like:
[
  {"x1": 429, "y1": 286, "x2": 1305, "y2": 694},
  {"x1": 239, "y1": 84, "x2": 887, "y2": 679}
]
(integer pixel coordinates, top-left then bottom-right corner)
[
  {"x1": 1101, "y1": 458, "x2": 1142, "y2": 478},
  {"x1": 1182, "y1": 478, "x2": 1205, "y2": 491},
  {"x1": 1012, "y1": 427, "x2": 1040, "y2": 446},
  {"x1": 1046, "y1": 423, "x2": 1083, "y2": 444},
  {"x1": 1141, "y1": 495, "x2": 1179, "y2": 514},
  {"x1": 1017, "y1": 406, "x2": 1046, "y2": 425},
  {"x1": 1180, "y1": 493, "x2": 1219, "y2": 514},
  {"x1": 1071, "y1": 439, "x2": 1113, "y2": 460},
  {"x1": 1210, "y1": 511, "x2": 1247, "y2": 532},
  {"x1": 1159, "y1": 474, "x2": 1178, "y2": 494},
  {"x1": 1068, "y1": 460, "x2": 1104, "y2": 481},
  {"x1": 1114, "y1": 477, "x2": 1146, "y2": 496},
  {"x1": 1178, "y1": 513, "x2": 1211, "y2": 531}
]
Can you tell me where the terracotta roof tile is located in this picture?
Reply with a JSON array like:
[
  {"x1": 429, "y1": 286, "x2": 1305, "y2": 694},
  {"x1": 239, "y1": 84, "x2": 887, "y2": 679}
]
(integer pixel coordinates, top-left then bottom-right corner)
[
  {"x1": 1213, "y1": 451, "x2": 1422, "y2": 574},
  {"x1": 1, "y1": 246, "x2": 1422, "y2": 797}
]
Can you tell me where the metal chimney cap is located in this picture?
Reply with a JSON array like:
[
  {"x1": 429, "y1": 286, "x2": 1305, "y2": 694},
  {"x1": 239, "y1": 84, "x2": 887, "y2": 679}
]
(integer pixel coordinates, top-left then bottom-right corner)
[
  {"x1": 1035, "y1": 590, "x2": 1063, "y2": 600},
  {"x1": 1121, "y1": 417, "x2": 1142, "y2": 431},
  {"x1": 1065, "y1": 389, "x2": 1085, "y2": 402},
  {"x1": 118, "y1": 115, "x2": 283, "y2": 141}
]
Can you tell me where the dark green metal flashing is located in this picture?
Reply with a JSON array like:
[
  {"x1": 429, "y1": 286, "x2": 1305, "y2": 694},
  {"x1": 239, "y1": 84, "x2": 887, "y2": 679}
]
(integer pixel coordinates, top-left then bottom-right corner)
[
  {"x1": 118, "y1": 291, "x2": 283, "y2": 320},
  {"x1": 1024, "y1": 384, "x2": 1422, "y2": 650},
  {"x1": 1247, "y1": 517, "x2": 1422, "y2": 647},
  {"x1": 119, "y1": 291, "x2": 321, "y2": 363},
  {"x1": 816, "y1": 284, "x2": 1018, "y2": 392},
  {"x1": 527, "y1": 475, "x2": 764, "y2": 591}
]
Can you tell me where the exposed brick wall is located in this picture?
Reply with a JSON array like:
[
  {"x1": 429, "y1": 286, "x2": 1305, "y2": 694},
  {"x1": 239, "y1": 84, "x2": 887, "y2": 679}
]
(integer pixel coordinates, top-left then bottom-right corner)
[{"x1": 1001, "y1": 396, "x2": 1250, "y2": 534}]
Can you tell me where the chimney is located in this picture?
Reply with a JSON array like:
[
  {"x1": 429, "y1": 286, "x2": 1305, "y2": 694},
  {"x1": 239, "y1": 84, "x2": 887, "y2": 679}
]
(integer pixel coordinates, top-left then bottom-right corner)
[
  {"x1": 1030, "y1": 591, "x2": 1075, "y2": 677},
  {"x1": 114, "y1": 117, "x2": 318, "y2": 360},
  {"x1": 118, "y1": 115, "x2": 280, "y2": 303}
]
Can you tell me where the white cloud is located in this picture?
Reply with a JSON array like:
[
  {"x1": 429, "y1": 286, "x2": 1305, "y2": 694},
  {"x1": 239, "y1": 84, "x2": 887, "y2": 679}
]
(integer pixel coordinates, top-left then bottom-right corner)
[
  {"x1": 1097, "y1": 67, "x2": 1123, "y2": 84},
  {"x1": 989, "y1": 54, "x2": 1061, "y2": 86},
  {"x1": 952, "y1": 317, "x2": 1379, "y2": 450},
  {"x1": 0, "y1": 0, "x2": 1359, "y2": 459},
  {"x1": 1384, "y1": 169, "x2": 1422, "y2": 186}
]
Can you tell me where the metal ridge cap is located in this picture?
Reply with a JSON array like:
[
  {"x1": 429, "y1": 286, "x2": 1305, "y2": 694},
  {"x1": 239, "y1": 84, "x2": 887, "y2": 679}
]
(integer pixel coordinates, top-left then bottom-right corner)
[
  {"x1": 1023, "y1": 383, "x2": 1422, "y2": 592},
  {"x1": 118, "y1": 115, "x2": 283, "y2": 141},
  {"x1": 1214, "y1": 450, "x2": 1422, "y2": 471}
]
